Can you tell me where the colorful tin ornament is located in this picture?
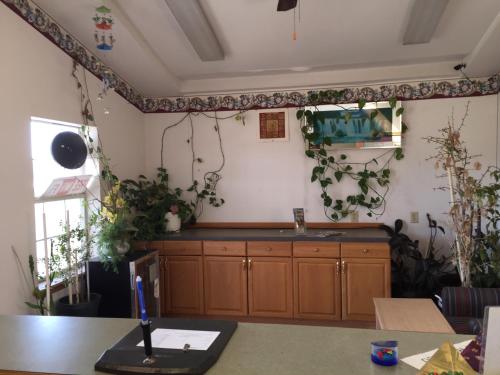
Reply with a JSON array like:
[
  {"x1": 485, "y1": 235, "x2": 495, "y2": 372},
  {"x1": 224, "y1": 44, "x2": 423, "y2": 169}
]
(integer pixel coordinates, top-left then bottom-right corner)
[{"x1": 93, "y1": 5, "x2": 115, "y2": 51}]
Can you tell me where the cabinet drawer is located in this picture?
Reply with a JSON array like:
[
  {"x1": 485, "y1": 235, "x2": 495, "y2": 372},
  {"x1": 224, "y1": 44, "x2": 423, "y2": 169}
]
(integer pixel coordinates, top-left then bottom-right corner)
[
  {"x1": 341, "y1": 243, "x2": 390, "y2": 258},
  {"x1": 293, "y1": 242, "x2": 340, "y2": 258},
  {"x1": 247, "y1": 241, "x2": 292, "y2": 257},
  {"x1": 132, "y1": 241, "x2": 163, "y2": 251},
  {"x1": 162, "y1": 241, "x2": 202, "y2": 256},
  {"x1": 203, "y1": 241, "x2": 246, "y2": 256}
]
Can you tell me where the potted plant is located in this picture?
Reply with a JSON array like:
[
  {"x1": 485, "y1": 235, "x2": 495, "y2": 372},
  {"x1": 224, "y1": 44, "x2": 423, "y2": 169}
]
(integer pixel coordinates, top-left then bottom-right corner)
[
  {"x1": 425, "y1": 104, "x2": 500, "y2": 287},
  {"x1": 91, "y1": 180, "x2": 136, "y2": 272},
  {"x1": 52, "y1": 222, "x2": 101, "y2": 317},
  {"x1": 120, "y1": 168, "x2": 195, "y2": 240}
]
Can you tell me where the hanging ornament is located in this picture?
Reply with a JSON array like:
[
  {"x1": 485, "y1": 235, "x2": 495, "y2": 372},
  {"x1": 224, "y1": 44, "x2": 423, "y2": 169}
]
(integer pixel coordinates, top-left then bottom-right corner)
[{"x1": 93, "y1": 5, "x2": 115, "y2": 51}]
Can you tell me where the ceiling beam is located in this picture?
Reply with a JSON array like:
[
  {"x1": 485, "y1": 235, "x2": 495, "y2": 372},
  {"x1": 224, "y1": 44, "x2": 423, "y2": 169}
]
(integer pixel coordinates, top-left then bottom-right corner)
[
  {"x1": 164, "y1": 0, "x2": 224, "y2": 61},
  {"x1": 465, "y1": 11, "x2": 500, "y2": 77},
  {"x1": 403, "y1": 0, "x2": 449, "y2": 45},
  {"x1": 108, "y1": 0, "x2": 180, "y2": 92}
]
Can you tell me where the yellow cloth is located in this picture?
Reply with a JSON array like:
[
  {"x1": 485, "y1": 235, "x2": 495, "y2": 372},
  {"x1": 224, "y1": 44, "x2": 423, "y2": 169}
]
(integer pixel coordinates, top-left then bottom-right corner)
[{"x1": 417, "y1": 341, "x2": 478, "y2": 375}]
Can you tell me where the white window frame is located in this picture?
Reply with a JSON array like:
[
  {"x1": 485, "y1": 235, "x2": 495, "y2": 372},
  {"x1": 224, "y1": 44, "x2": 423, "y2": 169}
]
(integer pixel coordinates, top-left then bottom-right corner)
[{"x1": 30, "y1": 117, "x2": 99, "y2": 276}]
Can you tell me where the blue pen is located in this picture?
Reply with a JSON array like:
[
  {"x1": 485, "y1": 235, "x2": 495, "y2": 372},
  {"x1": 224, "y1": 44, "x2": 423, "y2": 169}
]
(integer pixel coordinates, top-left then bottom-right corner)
[
  {"x1": 136, "y1": 276, "x2": 154, "y2": 362},
  {"x1": 136, "y1": 276, "x2": 148, "y2": 323}
]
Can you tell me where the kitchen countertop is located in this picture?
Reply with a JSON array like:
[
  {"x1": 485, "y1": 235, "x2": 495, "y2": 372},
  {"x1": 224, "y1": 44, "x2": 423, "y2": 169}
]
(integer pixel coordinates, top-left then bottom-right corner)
[
  {"x1": 160, "y1": 227, "x2": 390, "y2": 242},
  {"x1": 0, "y1": 315, "x2": 472, "y2": 375}
]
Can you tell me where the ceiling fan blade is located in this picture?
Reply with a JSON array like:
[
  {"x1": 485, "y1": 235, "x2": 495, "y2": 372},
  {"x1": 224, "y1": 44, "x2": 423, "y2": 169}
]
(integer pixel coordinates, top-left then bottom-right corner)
[{"x1": 277, "y1": 0, "x2": 297, "y2": 12}]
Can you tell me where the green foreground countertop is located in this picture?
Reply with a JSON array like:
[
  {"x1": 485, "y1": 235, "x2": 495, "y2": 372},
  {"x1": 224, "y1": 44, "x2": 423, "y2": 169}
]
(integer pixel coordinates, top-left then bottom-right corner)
[{"x1": 0, "y1": 315, "x2": 472, "y2": 375}]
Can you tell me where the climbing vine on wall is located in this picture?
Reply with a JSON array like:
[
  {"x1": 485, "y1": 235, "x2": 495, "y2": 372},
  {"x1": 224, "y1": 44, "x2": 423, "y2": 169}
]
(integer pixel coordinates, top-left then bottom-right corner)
[
  {"x1": 160, "y1": 111, "x2": 247, "y2": 219},
  {"x1": 296, "y1": 90, "x2": 407, "y2": 221}
]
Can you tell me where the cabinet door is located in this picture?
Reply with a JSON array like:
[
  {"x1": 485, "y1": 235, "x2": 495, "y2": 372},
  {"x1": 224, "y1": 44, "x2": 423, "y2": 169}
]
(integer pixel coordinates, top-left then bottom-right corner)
[
  {"x1": 293, "y1": 258, "x2": 341, "y2": 320},
  {"x1": 204, "y1": 256, "x2": 248, "y2": 316},
  {"x1": 341, "y1": 258, "x2": 391, "y2": 321},
  {"x1": 248, "y1": 257, "x2": 293, "y2": 318},
  {"x1": 163, "y1": 256, "x2": 204, "y2": 315}
]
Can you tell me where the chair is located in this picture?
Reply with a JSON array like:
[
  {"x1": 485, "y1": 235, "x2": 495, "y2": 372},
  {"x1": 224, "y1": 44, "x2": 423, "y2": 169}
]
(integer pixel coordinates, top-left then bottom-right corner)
[{"x1": 440, "y1": 286, "x2": 500, "y2": 334}]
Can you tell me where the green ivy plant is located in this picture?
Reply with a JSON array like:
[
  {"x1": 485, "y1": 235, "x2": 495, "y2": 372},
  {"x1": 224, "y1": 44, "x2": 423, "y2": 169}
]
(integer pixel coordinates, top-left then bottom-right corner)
[
  {"x1": 296, "y1": 90, "x2": 407, "y2": 221},
  {"x1": 121, "y1": 168, "x2": 196, "y2": 240}
]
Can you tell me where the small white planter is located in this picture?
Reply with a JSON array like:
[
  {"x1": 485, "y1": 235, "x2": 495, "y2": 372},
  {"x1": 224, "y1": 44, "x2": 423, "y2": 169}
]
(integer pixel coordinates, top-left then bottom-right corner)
[
  {"x1": 165, "y1": 212, "x2": 181, "y2": 232},
  {"x1": 116, "y1": 241, "x2": 130, "y2": 255}
]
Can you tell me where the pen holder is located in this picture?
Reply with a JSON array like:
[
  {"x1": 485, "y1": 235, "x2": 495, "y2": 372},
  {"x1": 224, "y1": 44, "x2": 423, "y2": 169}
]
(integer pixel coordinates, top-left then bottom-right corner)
[
  {"x1": 371, "y1": 340, "x2": 398, "y2": 366},
  {"x1": 140, "y1": 320, "x2": 155, "y2": 364}
]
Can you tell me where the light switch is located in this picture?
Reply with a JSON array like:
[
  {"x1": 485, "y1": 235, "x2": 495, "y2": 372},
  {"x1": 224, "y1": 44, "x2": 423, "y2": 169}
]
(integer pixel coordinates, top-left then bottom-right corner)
[{"x1": 410, "y1": 211, "x2": 419, "y2": 223}]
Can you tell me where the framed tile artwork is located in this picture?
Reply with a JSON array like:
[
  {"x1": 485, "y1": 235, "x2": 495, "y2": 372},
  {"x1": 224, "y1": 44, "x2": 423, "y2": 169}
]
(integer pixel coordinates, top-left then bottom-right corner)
[{"x1": 257, "y1": 109, "x2": 289, "y2": 142}]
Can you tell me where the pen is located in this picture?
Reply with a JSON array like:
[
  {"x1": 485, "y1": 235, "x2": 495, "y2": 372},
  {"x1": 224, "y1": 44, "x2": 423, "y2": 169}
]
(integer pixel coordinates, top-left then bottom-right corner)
[{"x1": 136, "y1": 276, "x2": 148, "y2": 323}]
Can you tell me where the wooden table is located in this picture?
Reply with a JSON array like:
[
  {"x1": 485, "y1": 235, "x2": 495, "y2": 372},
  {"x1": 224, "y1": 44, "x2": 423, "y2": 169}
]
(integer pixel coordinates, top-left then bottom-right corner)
[
  {"x1": 374, "y1": 298, "x2": 455, "y2": 333},
  {"x1": 0, "y1": 315, "x2": 469, "y2": 374}
]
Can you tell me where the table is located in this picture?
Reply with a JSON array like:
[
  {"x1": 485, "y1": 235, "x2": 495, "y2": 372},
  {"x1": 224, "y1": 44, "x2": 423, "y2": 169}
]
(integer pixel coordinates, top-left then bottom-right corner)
[
  {"x1": 374, "y1": 298, "x2": 455, "y2": 333},
  {"x1": 0, "y1": 315, "x2": 470, "y2": 374}
]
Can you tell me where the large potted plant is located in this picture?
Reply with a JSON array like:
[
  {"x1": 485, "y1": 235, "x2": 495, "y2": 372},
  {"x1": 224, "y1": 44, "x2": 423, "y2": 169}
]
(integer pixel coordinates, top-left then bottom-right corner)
[
  {"x1": 121, "y1": 168, "x2": 195, "y2": 240},
  {"x1": 425, "y1": 104, "x2": 500, "y2": 287},
  {"x1": 52, "y1": 222, "x2": 101, "y2": 317}
]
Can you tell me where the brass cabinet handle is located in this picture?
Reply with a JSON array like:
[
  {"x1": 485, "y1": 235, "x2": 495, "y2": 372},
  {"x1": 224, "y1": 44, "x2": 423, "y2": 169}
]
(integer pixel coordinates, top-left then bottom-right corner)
[
  {"x1": 266, "y1": 247, "x2": 272, "y2": 252},
  {"x1": 242, "y1": 258, "x2": 246, "y2": 269},
  {"x1": 341, "y1": 261, "x2": 346, "y2": 274},
  {"x1": 336, "y1": 261, "x2": 340, "y2": 276},
  {"x1": 362, "y1": 249, "x2": 369, "y2": 254},
  {"x1": 248, "y1": 258, "x2": 252, "y2": 270},
  {"x1": 314, "y1": 248, "x2": 320, "y2": 252}
]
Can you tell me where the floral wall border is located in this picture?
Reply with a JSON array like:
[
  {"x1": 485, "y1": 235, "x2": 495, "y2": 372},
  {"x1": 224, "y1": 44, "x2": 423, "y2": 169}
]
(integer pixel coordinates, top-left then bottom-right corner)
[
  {"x1": 2, "y1": 0, "x2": 500, "y2": 114},
  {"x1": 142, "y1": 76, "x2": 499, "y2": 113},
  {"x1": 1, "y1": 0, "x2": 145, "y2": 112}
]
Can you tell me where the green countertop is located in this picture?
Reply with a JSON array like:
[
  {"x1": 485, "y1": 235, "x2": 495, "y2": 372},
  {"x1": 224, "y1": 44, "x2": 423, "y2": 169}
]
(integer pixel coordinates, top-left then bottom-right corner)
[{"x1": 0, "y1": 315, "x2": 472, "y2": 374}]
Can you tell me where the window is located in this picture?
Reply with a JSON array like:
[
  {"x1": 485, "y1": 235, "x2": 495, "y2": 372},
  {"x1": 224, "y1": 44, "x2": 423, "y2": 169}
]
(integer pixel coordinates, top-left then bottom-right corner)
[{"x1": 30, "y1": 117, "x2": 99, "y2": 274}]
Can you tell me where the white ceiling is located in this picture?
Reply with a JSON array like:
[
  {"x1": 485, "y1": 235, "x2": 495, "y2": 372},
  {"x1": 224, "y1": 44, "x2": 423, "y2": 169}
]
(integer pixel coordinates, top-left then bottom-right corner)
[{"x1": 34, "y1": 0, "x2": 500, "y2": 97}]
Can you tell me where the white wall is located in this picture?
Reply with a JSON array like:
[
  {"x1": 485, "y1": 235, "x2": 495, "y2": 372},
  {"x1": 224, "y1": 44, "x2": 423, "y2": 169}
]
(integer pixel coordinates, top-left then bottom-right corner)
[
  {"x1": 0, "y1": 5, "x2": 145, "y2": 314},
  {"x1": 144, "y1": 95, "x2": 500, "y2": 251}
]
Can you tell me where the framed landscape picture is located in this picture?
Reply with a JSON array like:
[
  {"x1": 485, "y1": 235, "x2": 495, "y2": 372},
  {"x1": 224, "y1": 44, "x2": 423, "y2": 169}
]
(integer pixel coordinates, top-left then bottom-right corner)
[{"x1": 306, "y1": 101, "x2": 402, "y2": 150}]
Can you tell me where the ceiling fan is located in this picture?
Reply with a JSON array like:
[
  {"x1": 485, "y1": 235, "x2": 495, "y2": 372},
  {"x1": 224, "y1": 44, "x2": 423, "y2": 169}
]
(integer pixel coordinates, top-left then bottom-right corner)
[{"x1": 277, "y1": 0, "x2": 297, "y2": 12}]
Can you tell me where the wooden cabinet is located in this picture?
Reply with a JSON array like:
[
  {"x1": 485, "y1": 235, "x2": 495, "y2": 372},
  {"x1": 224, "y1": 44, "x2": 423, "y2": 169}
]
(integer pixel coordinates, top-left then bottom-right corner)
[
  {"x1": 248, "y1": 257, "x2": 293, "y2": 318},
  {"x1": 160, "y1": 241, "x2": 204, "y2": 316},
  {"x1": 159, "y1": 238, "x2": 391, "y2": 322},
  {"x1": 204, "y1": 256, "x2": 248, "y2": 316},
  {"x1": 161, "y1": 255, "x2": 204, "y2": 315},
  {"x1": 293, "y1": 258, "x2": 341, "y2": 320},
  {"x1": 163, "y1": 241, "x2": 202, "y2": 256},
  {"x1": 341, "y1": 257, "x2": 391, "y2": 321}
]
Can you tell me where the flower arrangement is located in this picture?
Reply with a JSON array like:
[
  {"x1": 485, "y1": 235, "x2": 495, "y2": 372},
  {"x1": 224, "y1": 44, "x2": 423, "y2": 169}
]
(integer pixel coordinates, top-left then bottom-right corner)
[{"x1": 91, "y1": 179, "x2": 136, "y2": 272}]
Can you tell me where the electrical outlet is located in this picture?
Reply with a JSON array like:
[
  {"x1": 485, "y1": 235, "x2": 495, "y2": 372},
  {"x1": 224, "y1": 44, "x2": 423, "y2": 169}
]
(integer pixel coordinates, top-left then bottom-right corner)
[
  {"x1": 350, "y1": 211, "x2": 359, "y2": 223},
  {"x1": 410, "y1": 211, "x2": 419, "y2": 224}
]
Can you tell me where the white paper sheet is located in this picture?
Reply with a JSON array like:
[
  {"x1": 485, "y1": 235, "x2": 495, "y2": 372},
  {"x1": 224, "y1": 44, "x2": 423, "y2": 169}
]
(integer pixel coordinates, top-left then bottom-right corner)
[
  {"x1": 401, "y1": 340, "x2": 472, "y2": 370},
  {"x1": 483, "y1": 307, "x2": 500, "y2": 374},
  {"x1": 137, "y1": 328, "x2": 220, "y2": 351}
]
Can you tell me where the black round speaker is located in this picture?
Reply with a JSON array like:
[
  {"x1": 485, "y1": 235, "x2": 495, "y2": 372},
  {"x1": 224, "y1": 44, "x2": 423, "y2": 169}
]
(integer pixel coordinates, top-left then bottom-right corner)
[{"x1": 51, "y1": 131, "x2": 88, "y2": 169}]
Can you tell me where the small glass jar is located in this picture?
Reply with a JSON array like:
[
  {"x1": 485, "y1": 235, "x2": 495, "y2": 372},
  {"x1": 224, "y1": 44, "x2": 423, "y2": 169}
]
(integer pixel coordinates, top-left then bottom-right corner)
[{"x1": 371, "y1": 340, "x2": 398, "y2": 366}]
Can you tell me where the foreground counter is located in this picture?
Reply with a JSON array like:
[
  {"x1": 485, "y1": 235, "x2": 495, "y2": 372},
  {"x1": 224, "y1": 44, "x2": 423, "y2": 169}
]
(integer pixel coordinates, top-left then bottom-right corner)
[{"x1": 0, "y1": 315, "x2": 472, "y2": 375}]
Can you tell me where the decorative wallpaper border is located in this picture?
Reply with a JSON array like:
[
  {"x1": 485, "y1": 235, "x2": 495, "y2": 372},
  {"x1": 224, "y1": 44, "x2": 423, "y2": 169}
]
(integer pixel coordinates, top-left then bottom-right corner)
[
  {"x1": 142, "y1": 76, "x2": 499, "y2": 113},
  {"x1": 2, "y1": 0, "x2": 499, "y2": 114},
  {"x1": 1, "y1": 0, "x2": 145, "y2": 112}
]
